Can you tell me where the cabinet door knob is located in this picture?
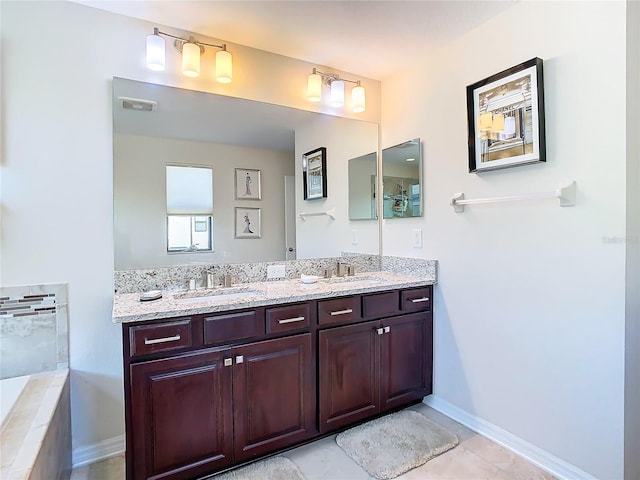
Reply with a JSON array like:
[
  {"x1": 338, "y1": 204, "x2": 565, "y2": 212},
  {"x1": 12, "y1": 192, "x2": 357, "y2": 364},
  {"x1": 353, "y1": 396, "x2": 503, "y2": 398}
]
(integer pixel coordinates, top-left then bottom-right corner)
[
  {"x1": 376, "y1": 328, "x2": 384, "y2": 335},
  {"x1": 224, "y1": 358, "x2": 232, "y2": 367},
  {"x1": 235, "y1": 355, "x2": 244, "y2": 364},
  {"x1": 384, "y1": 326, "x2": 390, "y2": 333}
]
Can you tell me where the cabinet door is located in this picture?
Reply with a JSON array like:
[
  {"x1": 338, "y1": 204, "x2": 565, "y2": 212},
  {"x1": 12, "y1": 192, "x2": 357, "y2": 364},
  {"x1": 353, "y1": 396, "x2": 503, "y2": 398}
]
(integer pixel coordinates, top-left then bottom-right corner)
[
  {"x1": 380, "y1": 312, "x2": 433, "y2": 412},
  {"x1": 319, "y1": 321, "x2": 380, "y2": 433},
  {"x1": 130, "y1": 349, "x2": 233, "y2": 480},
  {"x1": 233, "y1": 333, "x2": 315, "y2": 462}
]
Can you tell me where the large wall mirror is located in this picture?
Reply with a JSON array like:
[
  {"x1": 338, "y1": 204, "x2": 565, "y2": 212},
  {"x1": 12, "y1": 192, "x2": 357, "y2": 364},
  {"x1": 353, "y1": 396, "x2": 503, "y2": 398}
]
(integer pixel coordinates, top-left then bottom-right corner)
[
  {"x1": 381, "y1": 138, "x2": 422, "y2": 219},
  {"x1": 113, "y1": 77, "x2": 379, "y2": 270}
]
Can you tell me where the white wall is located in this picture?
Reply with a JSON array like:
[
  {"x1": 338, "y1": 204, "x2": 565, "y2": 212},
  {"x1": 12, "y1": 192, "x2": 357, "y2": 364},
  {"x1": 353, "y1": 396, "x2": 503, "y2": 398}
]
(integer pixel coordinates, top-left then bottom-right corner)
[
  {"x1": 295, "y1": 117, "x2": 379, "y2": 258},
  {"x1": 114, "y1": 134, "x2": 293, "y2": 269},
  {"x1": 0, "y1": 0, "x2": 379, "y2": 462},
  {"x1": 381, "y1": 2, "x2": 628, "y2": 479},
  {"x1": 348, "y1": 154, "x2": 377, "y2": 220}
]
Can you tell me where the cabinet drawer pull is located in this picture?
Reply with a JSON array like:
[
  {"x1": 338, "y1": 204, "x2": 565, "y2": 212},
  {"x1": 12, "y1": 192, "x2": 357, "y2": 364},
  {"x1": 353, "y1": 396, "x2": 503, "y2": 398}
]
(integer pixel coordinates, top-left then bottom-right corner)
[
  {"x1": 278, "y1": 316, "x2": 305, "y2": 324},
  {"x1": 410, "y1": 297, "x2": 430, "y2": 303},
  {"x1": 144, "y1": 334, "x2": 181, "y2": 345},
  {"x1": 330, "y1": 308, "x2": 353, "y2": 316}
]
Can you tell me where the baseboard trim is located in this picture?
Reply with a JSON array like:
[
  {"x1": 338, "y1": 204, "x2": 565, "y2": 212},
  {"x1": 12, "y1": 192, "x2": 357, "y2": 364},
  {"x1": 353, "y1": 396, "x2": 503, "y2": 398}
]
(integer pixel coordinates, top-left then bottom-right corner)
[
  {"x1": 423, "y1": 395, "x2": 600, "y2": 480},
  {"x1": 72, "y1": 434, "x2": 125, "y2": 469}
]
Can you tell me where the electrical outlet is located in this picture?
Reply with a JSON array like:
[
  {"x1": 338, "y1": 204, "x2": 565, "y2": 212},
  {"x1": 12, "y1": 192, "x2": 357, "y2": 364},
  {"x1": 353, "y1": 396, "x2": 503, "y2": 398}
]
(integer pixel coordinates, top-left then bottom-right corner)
[
  {"x1": 267, "y1": 264, "x2": 286, "y2": 279},
  {"x1": 412, "y1": 229, "x2": 423, "y2": 248},
  {"x1": 351, "y1": 230, "x2": 358, "y2": 245}
]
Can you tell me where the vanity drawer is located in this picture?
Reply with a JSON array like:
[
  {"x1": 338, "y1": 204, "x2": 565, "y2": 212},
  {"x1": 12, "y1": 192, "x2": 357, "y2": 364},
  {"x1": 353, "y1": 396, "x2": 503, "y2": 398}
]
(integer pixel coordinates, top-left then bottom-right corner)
[
  {"x1": 317, "y1": 296, "x2": 360, "y2": 326},
  {"x1": 266, "y1": 303, "x2": 311, "y2": 334},
  {"x1": 129, "y1": 318, "x2": 192, "y2": 357},
  {"x1": 401, "y1": 286, "x2": 432, "y2": 312},
  {"x1": 362, "y1": 291, "x2": 399, "y2": 318},
  {"x1": 204, "y1": 310, "x2": 263, "y2": 345}
]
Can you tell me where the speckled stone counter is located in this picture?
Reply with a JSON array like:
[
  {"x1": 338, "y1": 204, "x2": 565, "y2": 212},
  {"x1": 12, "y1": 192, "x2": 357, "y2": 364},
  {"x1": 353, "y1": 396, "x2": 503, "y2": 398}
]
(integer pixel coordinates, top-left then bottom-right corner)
[{"x1": 112, "y1": 270, "x2": 436, "y2": 324}]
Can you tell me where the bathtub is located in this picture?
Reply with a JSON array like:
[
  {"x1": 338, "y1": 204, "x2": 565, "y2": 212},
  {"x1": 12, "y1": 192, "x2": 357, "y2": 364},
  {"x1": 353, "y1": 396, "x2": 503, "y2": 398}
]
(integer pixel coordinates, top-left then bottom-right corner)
[
  {"x1": 1, "y1": 375, "x2": 31, "y2": 428},
  {"x1": 0, "y1": 370, "x2": 71, "y2": 479}
]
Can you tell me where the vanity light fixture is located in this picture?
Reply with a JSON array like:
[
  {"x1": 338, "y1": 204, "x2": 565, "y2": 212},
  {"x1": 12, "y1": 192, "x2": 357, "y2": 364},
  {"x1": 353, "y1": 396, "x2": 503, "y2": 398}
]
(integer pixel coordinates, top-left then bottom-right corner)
[
  {"x1": 307, "y1": 68, "x2": 366, "y2": 112},
  {"x1": 146, "y1": 27, "x2": 233, "y2": 83}
]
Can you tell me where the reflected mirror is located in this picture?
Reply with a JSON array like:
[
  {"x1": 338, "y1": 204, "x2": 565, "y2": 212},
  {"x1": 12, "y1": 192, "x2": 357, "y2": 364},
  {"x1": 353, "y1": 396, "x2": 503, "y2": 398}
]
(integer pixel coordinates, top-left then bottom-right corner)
[
  {"x1": 348, "y1": 152, "x2": 377, "y2": 220},
  {"x1": 382, "y1": 138, "x2": 422, "y2": 218},
  {"x1": 113, "y1": 77, "x2": 379, "y2": 270}
]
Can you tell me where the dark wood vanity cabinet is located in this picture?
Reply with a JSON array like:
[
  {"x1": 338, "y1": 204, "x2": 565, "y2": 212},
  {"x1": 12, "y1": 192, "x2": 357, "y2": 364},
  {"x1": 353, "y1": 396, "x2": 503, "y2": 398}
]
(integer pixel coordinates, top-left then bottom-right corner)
[
  {"x1": 318, "y1": 292, "x2": 433, "y2": 433},
  {"x1": 130, "y1": 348, "x2": 233, "y2": 480},
  {"x1": 122, "y1": 285, "x2": 432, "y2": 480},
  {"x1": 125, "y1": 321, "x2": 314, "y2": 480}
]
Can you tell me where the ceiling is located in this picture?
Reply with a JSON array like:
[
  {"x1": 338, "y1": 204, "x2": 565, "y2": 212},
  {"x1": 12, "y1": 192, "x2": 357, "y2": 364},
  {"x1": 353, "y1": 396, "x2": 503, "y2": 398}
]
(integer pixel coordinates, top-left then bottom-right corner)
[{"x1": 73, "y1": 0, "x2": 515, "y2": 80}]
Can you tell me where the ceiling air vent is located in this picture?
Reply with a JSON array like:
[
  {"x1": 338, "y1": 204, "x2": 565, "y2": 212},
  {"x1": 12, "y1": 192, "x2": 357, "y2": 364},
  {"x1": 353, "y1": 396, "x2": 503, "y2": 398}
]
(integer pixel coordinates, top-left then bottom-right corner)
[{"x1": 119, "y1": 96, "x2": 157, "y2": 112}]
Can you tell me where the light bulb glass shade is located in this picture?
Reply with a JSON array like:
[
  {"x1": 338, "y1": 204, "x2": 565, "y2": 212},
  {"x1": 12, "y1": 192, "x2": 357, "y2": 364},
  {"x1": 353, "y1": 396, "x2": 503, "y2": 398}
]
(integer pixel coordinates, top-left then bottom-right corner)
[
  {"x1": 182, "y1": 42, "x2": 201, "y2": 77},
  {"x1": 307, "y1": 73, "x2": 322, "y2": 102},
  {"x1": 330, "y1": 80, "x2": 345, "y2": 107},
  {"x1": 216, "y1": 49, "x2": 233, "y2": 83},
  {"x1": 352, "y1": 84, "x2": 366, "y2": 112},
  {"x1": 146, "y1": 33, "x2": 165, "y2": 71},
  {"x1": 492, "y1": 113, "x2": 505, "y2": 132},
  {"x1": 478, "y1": 111, "x2": 493, "y2": 131}
]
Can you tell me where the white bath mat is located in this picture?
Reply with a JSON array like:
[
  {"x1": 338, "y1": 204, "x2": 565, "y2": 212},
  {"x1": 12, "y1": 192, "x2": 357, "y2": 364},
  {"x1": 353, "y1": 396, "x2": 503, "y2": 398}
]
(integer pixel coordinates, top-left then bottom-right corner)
[
  {"x1": 336, "y1": 410, "x2": 459, "y2": 479},
  {"x1": 211, "y1": 456, "x2": 306, "y2": 480}
]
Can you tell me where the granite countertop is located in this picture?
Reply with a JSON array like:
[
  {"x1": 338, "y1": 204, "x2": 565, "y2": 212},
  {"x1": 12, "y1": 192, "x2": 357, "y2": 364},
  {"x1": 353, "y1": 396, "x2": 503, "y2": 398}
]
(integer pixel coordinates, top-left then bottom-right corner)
[{"x1": 112, "y1": 271, "x2": 435, "y2": 323}]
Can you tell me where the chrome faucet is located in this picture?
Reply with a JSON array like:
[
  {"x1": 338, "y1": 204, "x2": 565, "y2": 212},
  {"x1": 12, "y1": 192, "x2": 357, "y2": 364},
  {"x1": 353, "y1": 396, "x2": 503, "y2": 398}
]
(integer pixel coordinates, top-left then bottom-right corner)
[
  {"x1": 202, "y1": 272, "x2": 215, "y2": 289},
  {"x1": 336, "y1": 262, "x2": 348, "y2": 277}
]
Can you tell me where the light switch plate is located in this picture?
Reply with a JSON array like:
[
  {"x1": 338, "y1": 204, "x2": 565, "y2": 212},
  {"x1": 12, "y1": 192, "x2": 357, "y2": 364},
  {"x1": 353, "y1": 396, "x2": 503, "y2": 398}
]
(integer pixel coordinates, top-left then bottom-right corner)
[
  {"x1": 267, "y1": 264, "x2": 286, "y2": 279},
  {"x1": 412, "y1": 229, "x2": 423, "y2": 248}
]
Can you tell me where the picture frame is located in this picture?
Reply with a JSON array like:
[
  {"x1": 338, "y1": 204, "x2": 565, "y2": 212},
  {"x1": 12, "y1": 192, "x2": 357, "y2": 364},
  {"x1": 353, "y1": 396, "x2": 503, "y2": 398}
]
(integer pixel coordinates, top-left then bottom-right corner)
[
  {"x1": 235, "y1": 168, "x2": 261, "y2": 200},
  {"x1": 234, "y1": 207, "x2": 261, "y2": 239},
  {"x1": 302, "y1": 147, "x2": 327, "y2": 200},
  {"x1": 466, "y1": 57, "x2": 546, "y2": 173}
]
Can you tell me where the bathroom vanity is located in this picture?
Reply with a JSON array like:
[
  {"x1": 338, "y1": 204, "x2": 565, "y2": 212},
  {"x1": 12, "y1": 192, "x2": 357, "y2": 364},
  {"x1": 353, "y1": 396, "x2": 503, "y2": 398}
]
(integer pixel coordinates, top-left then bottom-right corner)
[{"x1": 114, "y1": 272, "x2": 434, "y2": 480}]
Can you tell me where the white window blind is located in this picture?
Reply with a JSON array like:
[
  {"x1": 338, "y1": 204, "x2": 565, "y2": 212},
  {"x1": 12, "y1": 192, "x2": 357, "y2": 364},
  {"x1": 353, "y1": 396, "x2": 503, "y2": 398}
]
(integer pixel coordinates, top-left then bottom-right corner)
[{"x1": 166, "y1": 165, "x2": 213, "y2": 214}]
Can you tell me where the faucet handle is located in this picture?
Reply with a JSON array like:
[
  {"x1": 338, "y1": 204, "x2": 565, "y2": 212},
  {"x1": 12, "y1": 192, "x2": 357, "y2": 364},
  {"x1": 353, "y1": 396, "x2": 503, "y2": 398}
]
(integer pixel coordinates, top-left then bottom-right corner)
[
  {"x1": 202, "y1": 272, "x2": 215, "y2": 289},
  {"x1": 337, "y1": 262, "x2": 348, "y2": 277}
]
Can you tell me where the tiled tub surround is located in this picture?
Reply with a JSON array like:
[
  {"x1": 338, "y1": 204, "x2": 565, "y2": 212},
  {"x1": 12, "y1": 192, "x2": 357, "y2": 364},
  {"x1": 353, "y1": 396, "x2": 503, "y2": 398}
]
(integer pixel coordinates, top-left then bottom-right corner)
[
  {"x1": 113, "y1": 268, "x2": 436, "y2": 323},
  {"x1": 0, "y1": 284, "x2": 69, "y2": 379},
  {"x1": 113, "y1": 254, "x2": 436, "y2": 295},
  {"x1": 0, "y1": 284, "x2": 71, "y2": 480},
  {"x1": 0, "y1": 370, "x2": 71, "y2": 480}
]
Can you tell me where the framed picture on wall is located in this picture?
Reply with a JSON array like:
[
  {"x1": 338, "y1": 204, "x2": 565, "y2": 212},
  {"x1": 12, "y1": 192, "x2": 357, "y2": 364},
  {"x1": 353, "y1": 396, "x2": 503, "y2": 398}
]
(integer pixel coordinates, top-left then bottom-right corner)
[
  {"x1": 235, "y1": 168, "x2": 262, "y2": 200},
  {"x1": 234, "y1": 207, "x2": 261, "y2": 239},
  {"x1": 302, "y1": 147, "x2": 327, "y2": 200},
  {"x1": 467, "y1": 57, "x2": 546, "y2": 173}
]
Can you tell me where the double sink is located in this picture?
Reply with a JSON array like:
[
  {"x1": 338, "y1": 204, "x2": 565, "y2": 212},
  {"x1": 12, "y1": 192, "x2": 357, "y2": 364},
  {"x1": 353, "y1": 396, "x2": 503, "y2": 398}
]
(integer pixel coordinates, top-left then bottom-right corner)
[{"x1": 173, "y1": 274, "x2": 386, "y2": 304}]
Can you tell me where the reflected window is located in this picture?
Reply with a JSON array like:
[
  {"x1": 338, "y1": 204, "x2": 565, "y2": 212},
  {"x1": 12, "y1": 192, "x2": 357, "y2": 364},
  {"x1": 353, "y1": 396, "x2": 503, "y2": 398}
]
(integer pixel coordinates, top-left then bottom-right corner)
[{"x1": 166, "y1": 165, "x2": 213, "y2": 252}]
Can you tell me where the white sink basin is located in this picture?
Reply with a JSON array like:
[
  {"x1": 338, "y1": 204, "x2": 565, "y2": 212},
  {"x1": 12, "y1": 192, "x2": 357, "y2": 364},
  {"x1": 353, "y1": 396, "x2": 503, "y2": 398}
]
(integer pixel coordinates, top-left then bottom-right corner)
[{"x1": 174, "y1": 287, "x2": 261, "y2": 303}]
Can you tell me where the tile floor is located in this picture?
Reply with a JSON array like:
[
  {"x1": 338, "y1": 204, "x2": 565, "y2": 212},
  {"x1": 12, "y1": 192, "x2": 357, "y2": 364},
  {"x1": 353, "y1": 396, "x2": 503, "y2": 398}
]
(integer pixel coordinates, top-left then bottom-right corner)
[{"x1": 70, "y1": 404, "x2": 556, "y2": 480}]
